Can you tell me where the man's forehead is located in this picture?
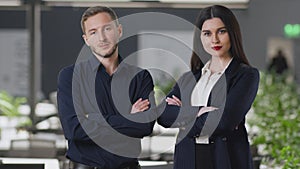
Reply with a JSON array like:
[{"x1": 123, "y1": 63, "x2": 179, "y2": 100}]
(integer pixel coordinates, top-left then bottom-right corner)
[
  {"x1": 87, "y1": 12, "x2": 114, "y2": 22},
  {"x1": 85, "y1": 20, "x2": 116, "y2": 30},
  {"x1": 85, "y1": 15, "x2": 117, "y2": 26}
]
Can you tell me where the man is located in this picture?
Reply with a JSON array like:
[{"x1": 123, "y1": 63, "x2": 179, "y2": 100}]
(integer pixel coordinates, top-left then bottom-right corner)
[
  {"x1": 268, "y1": 49, "x2": 288, "y2": 74},
  {"x1": 57, "y1": 6, "x2": 155, "y2": 169}
]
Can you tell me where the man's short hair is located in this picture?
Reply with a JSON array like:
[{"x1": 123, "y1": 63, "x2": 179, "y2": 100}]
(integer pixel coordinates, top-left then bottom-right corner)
[{"x1": 81, "y1": 6, "x2": 119, "y2": 34}]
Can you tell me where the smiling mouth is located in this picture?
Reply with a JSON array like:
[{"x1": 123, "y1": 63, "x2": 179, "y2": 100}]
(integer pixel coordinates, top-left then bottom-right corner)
[{"x1": 212, "y1": 46, "x2": 222, "y2": 50}]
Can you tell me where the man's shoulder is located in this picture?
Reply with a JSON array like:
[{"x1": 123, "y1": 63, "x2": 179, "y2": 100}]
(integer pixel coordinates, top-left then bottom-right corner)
[
  {"x1": 58, "y1": 64, "x2": 75, "y2": 81},
  {"x1": 121, "y1": 62, "x2": 142, "y2": 71},
  {"x1": 120, "y1": 63, "x2": 152, "y2": 78},
  {"x1": 60, "y1": 64, "x2": 75, "y2": 72}
]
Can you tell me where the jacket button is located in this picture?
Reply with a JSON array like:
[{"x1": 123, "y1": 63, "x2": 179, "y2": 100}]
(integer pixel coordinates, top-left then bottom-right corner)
[{"x1": 222, "y1": 137, "x2": 227, "y2": 141}]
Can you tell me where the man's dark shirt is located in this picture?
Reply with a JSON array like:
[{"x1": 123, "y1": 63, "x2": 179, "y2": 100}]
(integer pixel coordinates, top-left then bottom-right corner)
[{"x1": 57, "y1": 55, "x2": 154, "y2": 168}]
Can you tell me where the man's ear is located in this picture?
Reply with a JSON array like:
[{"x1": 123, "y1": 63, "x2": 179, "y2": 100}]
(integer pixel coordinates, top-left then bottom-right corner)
[
  {"x1": 82, "y1": 34, "x2": 90, "y2": 46},
  {"x1": 118, "y1": 24, "x2": 123, "y2": 38}
]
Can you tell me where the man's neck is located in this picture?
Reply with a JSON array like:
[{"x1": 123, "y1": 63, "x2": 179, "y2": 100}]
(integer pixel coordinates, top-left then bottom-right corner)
[{"x1": 97, "y1": 53, "x2": 119, "y2": 76}]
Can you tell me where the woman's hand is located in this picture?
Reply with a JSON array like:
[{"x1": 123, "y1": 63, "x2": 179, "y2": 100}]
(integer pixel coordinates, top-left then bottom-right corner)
[
  {"x1": 166, "y1": 95, "x2": 182, "y2": 106},
  {"x1": 165, "y1": 95, "x2": 218, "y2": 117},
  {"x1": 130, "y1": 98, "x2": 150, "y2": 114},
  {"x1": 197, "y1": 106, "x2": 218, "y2": 117}
]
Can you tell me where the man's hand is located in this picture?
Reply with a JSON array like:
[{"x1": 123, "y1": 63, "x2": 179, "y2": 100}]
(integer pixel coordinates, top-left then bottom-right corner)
[
  {"x1": 165, "y1": 95, "x2": 182, "y2": 106},
  {"x1": 130, "y1": 98, "x2": 150, "y2": 114}
]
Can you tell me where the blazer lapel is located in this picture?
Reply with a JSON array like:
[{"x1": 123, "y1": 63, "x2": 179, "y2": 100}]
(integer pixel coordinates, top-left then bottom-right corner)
[{"x1": 224, "y1": 58, "x2": 242, "y2": 91}]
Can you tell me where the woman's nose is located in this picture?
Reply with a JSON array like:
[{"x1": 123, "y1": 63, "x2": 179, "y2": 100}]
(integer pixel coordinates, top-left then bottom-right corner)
[{"x1": 212, "y1": 34, "x2": 220, "y2": 43}]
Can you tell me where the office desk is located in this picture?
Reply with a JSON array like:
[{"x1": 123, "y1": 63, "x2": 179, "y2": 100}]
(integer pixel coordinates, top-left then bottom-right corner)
[{"x1": 0, "y1": 157, "x2": 59, "y2": 169}]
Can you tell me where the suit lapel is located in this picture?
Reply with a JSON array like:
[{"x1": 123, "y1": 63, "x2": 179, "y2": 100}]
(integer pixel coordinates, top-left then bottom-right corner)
[{"x1": 224, "y1": 58, "x2": 241, "y2": 90}]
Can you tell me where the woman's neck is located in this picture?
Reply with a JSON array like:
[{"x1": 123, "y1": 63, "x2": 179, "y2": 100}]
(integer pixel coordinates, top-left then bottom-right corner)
[{"x1": 209, "y1": 56, "x2": 232, "y2": 74}]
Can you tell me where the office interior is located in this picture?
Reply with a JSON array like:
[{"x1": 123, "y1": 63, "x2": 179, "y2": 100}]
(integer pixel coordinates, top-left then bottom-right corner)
[{"x1": 0, "y1": 0, "x2": 300, "y2": 168}]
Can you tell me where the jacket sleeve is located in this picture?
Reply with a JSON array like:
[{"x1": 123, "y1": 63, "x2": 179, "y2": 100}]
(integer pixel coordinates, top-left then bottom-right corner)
[
  {"x1": 214, "y1": 68, "x2": 259, "y2": 134},
  {"x1": 58, "y1": 67, "x2": 154, "y2": 143},
  {"x1": 187, "y1": 67, "x2": 259, "y2": 138},
  {"x1": 156, "y1": 82, "x2": 181, "y2": 128},
  {"x1": 157, "y1": 72, "x2": 200, "y2": 129},
  {"x1": 106, "y1": 70, "x2": 155, "y2": 138},
  {"x1": 57, "y1": 66, "x2": 98, "y2": 141}
]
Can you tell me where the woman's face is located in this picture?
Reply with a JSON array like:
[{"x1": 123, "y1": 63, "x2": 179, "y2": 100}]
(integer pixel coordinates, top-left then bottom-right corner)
[{"x1": 200, "y1": 17, "x2": 231, "y2": 58}]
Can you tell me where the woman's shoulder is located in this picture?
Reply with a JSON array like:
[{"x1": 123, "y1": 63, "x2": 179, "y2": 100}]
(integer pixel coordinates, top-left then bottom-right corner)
[
  {"x1": 240, "y1": 63, "x2": 259, "y2": 73},
  {"x1": 172, "y1": 70, "x2": 201, "y2": 90},
  {"x1": 238, "y1": 63, "x2": 260, "y2": 79},
  {"x1": 180, "y1": 70, "x2": 201, "y2": 80}
]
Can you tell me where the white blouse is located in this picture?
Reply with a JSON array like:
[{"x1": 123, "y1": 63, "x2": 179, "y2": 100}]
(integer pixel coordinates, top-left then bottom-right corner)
[{"x1": 191, "y1": 58, "x2": 232, "y2": 144}]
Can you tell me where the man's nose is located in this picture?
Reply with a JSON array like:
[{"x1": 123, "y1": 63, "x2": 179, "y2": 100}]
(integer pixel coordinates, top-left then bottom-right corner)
[{"x1": 97, "y1": 31, "x2": 106, "y2": 41}]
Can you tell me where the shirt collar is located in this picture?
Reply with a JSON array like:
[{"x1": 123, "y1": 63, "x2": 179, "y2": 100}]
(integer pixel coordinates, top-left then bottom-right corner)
[
  {"x1": 221, "y1": 57, "x2": 233, "y2": 74},
  {"x1": 89, "y1": 55, "x2": 100, "y2": 72},
  {"x1": 201, "y1": 60, "x2": 211, "y2": 75},
  {"x1": 88, "y1": 54, "x2": 123, "y2": 73},
  {"x1": 201, "y1": 57, "x2": 233, "y2": 75}
]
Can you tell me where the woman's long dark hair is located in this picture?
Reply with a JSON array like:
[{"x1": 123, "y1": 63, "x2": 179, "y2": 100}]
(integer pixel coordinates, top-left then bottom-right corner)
[{"x1": 191, "y1": 5, "x2": 250, "y2": 73}]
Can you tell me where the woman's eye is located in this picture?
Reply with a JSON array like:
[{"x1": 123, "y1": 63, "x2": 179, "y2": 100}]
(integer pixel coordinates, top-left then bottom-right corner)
[
  {"x1": 219, "y1": 29, "x2": 227, "y2": 34},
  {"x1": 203, "y1": 32, "x2": 211, "y2": 36}
]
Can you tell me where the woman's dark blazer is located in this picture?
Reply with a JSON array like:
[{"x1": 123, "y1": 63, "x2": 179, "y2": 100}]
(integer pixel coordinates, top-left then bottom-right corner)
[{"x1": 157, "y1": 58, "x2": 259, "y2": 169}]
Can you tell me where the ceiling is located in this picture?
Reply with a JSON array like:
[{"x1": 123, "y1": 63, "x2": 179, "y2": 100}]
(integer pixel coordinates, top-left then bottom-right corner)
[{"x1": 0, "y1": 0, "x2": 250, "y2": 9}]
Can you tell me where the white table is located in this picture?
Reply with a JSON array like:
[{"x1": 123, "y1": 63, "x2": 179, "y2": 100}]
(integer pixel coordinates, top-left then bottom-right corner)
[{"x1": 0, "y1": 157, "x2": 59, "y2": 169}]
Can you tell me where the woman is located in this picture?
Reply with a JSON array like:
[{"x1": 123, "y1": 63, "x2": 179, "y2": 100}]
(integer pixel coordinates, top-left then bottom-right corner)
[{"x1": 157, "y1": 5, "x2": 259, "y2": 169}]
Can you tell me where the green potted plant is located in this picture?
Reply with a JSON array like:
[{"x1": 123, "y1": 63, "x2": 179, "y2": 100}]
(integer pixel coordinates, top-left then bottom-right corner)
[
  {"x1": 0, "y1": 91, "x2": 30, "y2": 130},
  {"x1": 0, "y1": 91, "x2": 26, "y2": 117},
  {"x1": 248, "y1": 71, "x2": 300, "y2": 168}
]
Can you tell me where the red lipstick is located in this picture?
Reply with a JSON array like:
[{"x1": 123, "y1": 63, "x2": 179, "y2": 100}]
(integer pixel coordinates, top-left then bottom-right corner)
[{"x1": 212, "y1": 46, "x2": 222, "y2": 50}]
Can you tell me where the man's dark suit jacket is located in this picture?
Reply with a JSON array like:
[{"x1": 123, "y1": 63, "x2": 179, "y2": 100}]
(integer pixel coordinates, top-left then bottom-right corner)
[{"x1": 57, "y1": 56, "x2": 155, "y2": 169}]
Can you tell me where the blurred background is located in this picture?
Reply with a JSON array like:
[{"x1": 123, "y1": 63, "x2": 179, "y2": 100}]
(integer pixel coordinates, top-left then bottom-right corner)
[{"x1": 0, "y1": 0, "x2": 300, "y2": 168}]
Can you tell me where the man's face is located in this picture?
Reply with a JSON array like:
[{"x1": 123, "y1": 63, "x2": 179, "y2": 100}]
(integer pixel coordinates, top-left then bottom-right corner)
[{"x1": 82, "y1": 12, "x2": 122, "y2": 58}]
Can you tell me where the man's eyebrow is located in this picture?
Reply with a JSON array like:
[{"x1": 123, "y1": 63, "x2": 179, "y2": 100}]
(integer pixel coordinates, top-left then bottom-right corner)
[
  {"x1": 86, "y1": 28, "x2": 96, "y2": 34},
  {"x1": 86, "y1": 23, "x2": 112, "y2": 32}
]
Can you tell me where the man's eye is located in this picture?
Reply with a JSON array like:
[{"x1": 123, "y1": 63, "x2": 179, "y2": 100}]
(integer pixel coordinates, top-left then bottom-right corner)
[
  {"x1": 89, "y1": 32, "x2": 96, "y2": 35},
  {"x1": 104, "y1": 27, "x2": 112, "y2": 31}
]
